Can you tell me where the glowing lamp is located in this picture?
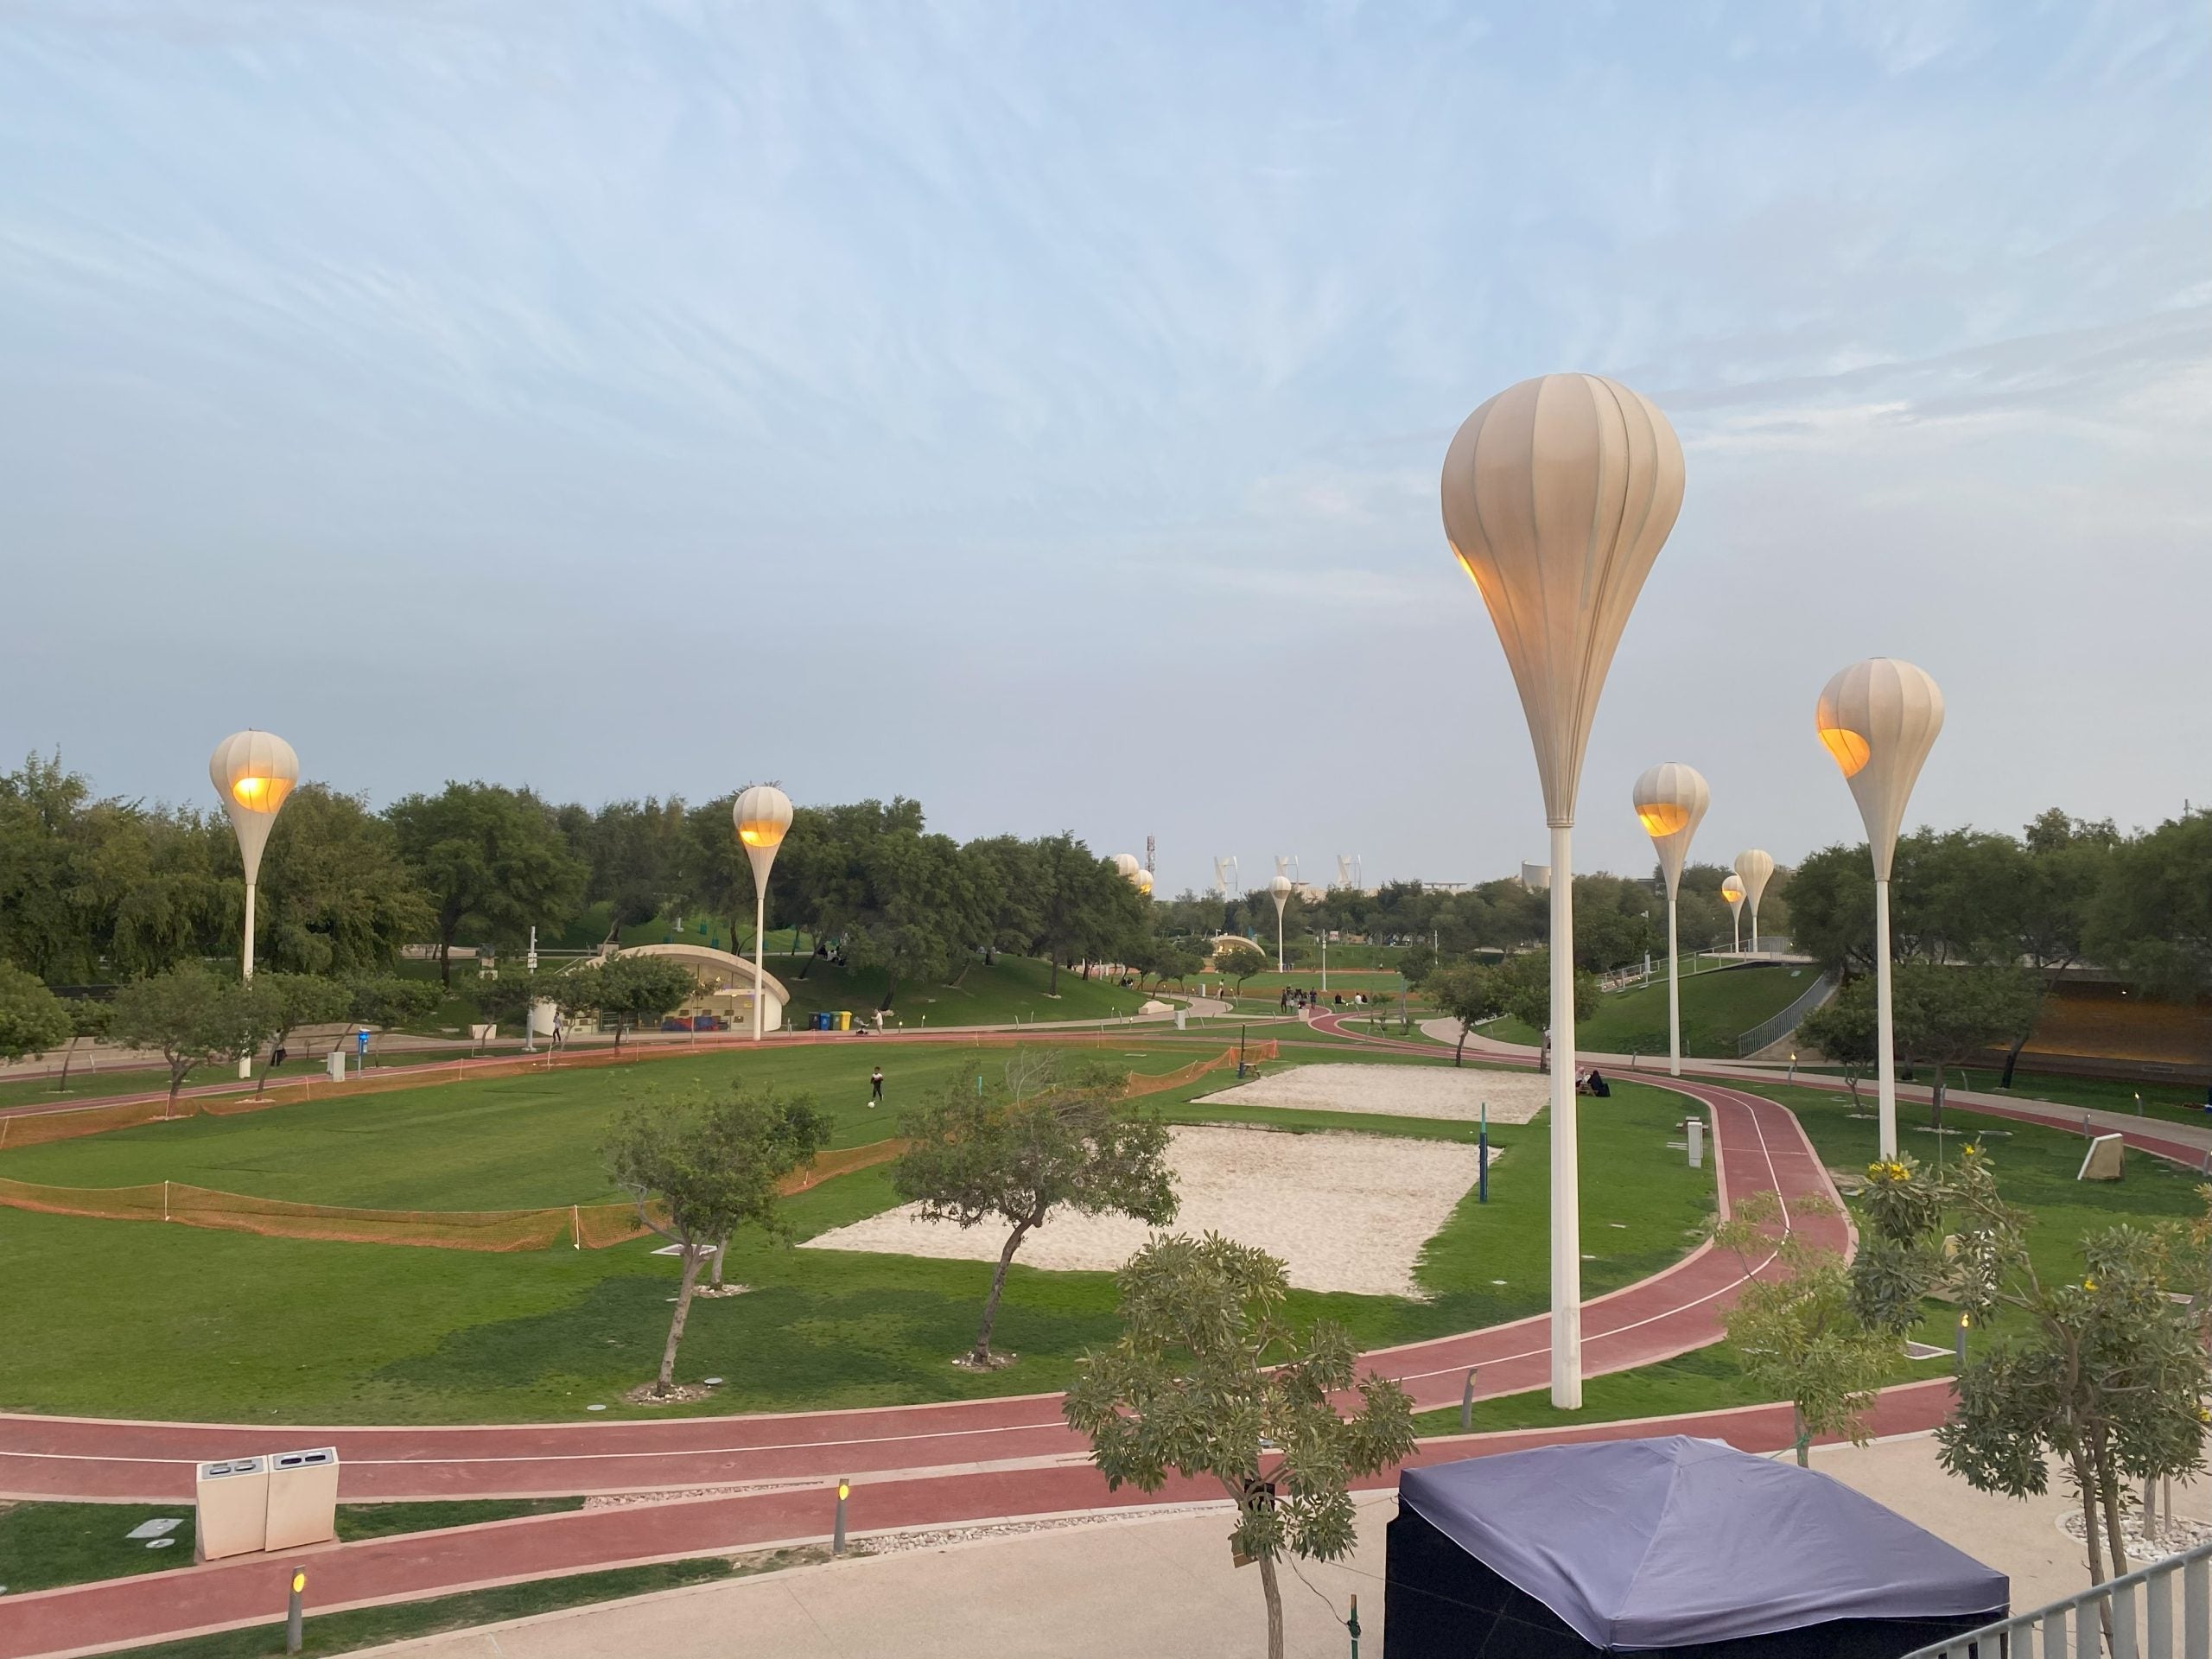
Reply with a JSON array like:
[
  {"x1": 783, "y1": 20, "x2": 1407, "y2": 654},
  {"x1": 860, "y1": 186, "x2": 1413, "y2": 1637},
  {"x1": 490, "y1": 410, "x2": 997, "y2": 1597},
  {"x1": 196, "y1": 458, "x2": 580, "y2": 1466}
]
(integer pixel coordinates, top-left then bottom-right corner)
[
  {"x1": 1720, "y1": 874, "x2": 1745, "y2": 953},
  {"x1": 1443, "y1": 372, "x2": 1684, "y2": 1413},
  {"x1": 1135, "y1": 868, "x2": 1154, "y2": 897},
  {"x1": 1815, "y1": 657, "x2": 1945, "y2": 1161},
  {"x1": 208, "y1": 729, "x2": 300, "y2": 1076},
  {"x1": 1630, "y1": 764, "x2": 1710, "y2": 1077},
  {"x1": 732, "y1": 783, "x2": 795, "y2": 1042}
]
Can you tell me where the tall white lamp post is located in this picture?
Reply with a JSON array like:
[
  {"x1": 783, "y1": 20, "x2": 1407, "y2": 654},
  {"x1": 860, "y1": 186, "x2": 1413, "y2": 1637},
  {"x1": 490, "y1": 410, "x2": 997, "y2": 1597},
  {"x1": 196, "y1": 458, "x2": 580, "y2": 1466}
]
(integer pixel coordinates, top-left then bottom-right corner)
[
  {"x1": 1721, "y1": 874, "x2": 1745, "y2": 953},
  {"x1": 1268, "y1": 874, "x2": 1293, "y2": 971},
  {"x1": 1732, "y1": 850, "x2": 1775, "y2": 956},
  {"x1": 1816, "y1": 658, "x2": 1944, "y2": 1160},
  {"x1": 1442, "y1": 372, "x2": 1684, "y2": 1410},
  {"x1": 210, "y1": 730, "x2": 299, "y2": 1078},
  {"x1": 734, "y1": 784, "x2": 794, "y2": 1042},
  {"x1": 1632, "y1": 764, "x2": 1710, "y2": 1078}
]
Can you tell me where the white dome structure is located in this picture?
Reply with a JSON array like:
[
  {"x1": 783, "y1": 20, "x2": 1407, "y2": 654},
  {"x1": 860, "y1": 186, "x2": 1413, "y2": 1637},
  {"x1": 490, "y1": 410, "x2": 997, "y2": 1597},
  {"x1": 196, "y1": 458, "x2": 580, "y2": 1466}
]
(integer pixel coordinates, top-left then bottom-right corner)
[
  {"x1": 1442, "y1": 372, "x2": 1685, "y2": 1413},
  {"x1": 1732, "y1": 849, "x2": 1776, "y2": 955}
]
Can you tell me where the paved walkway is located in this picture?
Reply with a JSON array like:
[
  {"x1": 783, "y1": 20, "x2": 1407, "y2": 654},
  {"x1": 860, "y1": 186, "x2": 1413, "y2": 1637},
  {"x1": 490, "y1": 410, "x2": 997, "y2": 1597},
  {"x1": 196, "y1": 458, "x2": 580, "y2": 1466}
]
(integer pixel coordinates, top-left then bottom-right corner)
[{"x1": 318, "y1": 1431, "x2": 2177, "y2": 1659}]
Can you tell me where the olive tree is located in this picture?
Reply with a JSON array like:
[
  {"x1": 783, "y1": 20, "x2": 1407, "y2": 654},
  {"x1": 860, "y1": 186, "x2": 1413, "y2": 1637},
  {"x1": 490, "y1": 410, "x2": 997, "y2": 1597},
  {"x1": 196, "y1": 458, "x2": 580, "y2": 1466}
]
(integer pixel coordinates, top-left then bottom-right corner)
[
  {"x1": 1064, "y1": 1232, "x2": 1415, "y2": 1659},
  {"x1": 106, "y1": 965, "x2": 283, "y2": 1114},
  {"x1": 605, "y1": 1087, "x2": 832, "y2": 1396},
  {"x1": 893, "y1": 1056, "x2": 1176, "y2": 1366}
]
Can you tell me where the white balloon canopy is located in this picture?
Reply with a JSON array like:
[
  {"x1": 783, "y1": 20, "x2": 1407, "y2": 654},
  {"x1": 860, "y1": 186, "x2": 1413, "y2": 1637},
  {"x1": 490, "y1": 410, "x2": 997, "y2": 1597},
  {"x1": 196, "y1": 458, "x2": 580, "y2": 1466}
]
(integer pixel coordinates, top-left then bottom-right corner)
[
  {"x1": 208, "y1": 729, "x2": 299, "y2": 888},
  {"x1": 1441, "y1": 371, "x2": 1685, "y2": 1414},
  {"x1": 1631, "y1": 763, "x2": 1710, "y2": 900},
  {"x1": 1815, "y1": 658, "x2": 1946, "y2": 881}
]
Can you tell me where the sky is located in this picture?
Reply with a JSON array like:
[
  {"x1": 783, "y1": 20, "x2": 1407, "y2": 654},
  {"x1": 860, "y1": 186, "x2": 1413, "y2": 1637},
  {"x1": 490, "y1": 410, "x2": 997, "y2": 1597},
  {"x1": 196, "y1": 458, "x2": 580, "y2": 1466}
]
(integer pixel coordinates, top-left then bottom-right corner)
[{"x1": 1, "y1": 0, "x2": 2206, "y2": 897}]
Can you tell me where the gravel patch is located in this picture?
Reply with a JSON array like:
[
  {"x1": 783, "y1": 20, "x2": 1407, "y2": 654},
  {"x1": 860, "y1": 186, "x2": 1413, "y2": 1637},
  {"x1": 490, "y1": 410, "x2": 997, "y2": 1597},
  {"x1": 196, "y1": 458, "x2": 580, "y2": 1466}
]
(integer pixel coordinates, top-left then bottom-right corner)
[
  {"x1": 804, "y1": 1124, "x2": 1482, "y2": 1299},
  {"x1": 1197, "y1": 1063, "x2": 1551, "y2": 1124}
]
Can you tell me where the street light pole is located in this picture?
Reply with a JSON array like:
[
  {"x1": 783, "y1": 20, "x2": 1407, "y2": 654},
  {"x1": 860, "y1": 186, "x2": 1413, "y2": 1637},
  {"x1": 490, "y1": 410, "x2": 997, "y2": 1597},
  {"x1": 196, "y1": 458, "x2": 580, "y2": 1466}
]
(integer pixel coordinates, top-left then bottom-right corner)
[
  {"x1": 734, "y1": 784, "x2": 794, "y2": 1042},
  {"x1": 1269, "y1": 874, "x2": 1291, "y2": 974},
  {"x1": 1443, "y1": 372, "x2": 1686, "y2": 1411},
  {"x1": 1633, "y1": 764, "x2": 1710, "y2": 1079},
  {"x1": 1816, "y1": 658, "x2": 1944, "y2": 1161},
  {"x1": 209, "y1": 730, "x2": 299, "y2": 1079}
]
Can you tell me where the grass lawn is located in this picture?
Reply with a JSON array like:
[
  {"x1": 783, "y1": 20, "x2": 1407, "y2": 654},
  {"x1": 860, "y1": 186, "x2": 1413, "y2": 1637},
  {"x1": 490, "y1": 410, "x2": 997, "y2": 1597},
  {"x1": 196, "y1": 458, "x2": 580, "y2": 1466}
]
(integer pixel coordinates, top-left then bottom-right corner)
[
  {"x1": 1943, "y1": 1065, "x2": 2212, "y2": 1127},
  {"x1": 0, "y1": 1058, "x2": 1713, "y2": 1423},
  {"x1": 0, "y1": 1058, "x2": 337, "y2": 1113},
  {"x1": 1744, "y1": 1079, "x2": 2209, "y2": 1350},
  {"x1": 96, "y1": 1556, "x2": 777, "y2": 1659},
  {"x1": 0, "y1": 1498, "x2": 582, "y2": 1595},
  {"x1": 1489, "y1": 963, "x2": 1817, "y2": 1058},
  {"x1": 0, "y1": 1041, "x2": 1211, "y2": 1210}
]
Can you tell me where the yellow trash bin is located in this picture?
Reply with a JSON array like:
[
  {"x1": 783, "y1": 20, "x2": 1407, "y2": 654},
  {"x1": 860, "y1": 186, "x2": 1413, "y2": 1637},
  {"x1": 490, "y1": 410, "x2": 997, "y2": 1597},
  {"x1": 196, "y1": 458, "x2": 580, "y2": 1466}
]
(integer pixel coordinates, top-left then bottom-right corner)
[{"x1": 834, "y1": 1010, "x2": 852, "y2": 1032}]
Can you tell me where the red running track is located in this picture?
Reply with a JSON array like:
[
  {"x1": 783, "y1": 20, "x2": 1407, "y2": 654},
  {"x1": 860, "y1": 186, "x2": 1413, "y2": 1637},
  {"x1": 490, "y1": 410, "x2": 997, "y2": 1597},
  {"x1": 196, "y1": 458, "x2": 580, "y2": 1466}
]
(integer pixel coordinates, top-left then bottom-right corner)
[{"x1": 0, "y1": 1033, "x2": 1866, "y2": 1656}]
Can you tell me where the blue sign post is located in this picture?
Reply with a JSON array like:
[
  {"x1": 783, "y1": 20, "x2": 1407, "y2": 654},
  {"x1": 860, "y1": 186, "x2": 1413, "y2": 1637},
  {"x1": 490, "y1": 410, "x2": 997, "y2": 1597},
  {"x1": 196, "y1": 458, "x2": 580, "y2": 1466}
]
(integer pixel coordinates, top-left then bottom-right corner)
[{"x1": 1478, "y1": 1101, "x2": 1489, "y2": 1205}]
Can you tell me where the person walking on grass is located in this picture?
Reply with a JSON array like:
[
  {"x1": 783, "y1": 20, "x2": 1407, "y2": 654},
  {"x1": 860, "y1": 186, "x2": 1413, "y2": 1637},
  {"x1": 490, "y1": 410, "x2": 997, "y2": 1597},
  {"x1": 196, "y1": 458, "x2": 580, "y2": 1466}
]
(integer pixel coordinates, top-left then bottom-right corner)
[{"x1": 870, "y1": 1065, "x2": 885, "y2": 1107}]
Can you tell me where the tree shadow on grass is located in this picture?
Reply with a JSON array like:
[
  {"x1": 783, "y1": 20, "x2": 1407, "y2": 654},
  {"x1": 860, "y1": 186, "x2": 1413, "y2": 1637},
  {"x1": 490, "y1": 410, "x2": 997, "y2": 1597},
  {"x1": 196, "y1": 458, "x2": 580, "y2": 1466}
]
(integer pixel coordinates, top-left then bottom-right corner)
[{"x1": 375, "y1": 1268, "x2": 1127, "y2": 1412}]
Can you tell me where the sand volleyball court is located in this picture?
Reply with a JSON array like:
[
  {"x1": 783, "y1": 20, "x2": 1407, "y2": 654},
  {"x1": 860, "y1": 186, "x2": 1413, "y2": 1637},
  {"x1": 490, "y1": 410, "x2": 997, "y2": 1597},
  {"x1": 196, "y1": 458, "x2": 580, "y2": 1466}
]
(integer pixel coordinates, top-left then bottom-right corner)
[
  {"x1": 803, "y1": 1123, "x2": 1484, "y2": 1299},
  {"x1": 1196, "y1": 1062, "x2": 1550, "y2": 1124}
]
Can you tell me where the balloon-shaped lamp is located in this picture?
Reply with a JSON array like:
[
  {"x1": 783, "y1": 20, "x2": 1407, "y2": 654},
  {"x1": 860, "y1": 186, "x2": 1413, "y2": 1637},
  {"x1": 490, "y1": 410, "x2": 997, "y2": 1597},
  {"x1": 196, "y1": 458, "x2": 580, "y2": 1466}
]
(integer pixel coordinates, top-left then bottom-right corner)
[
  {"x1": 1732, "y1": 849, "x2": 1776, "y2": 957},
  {"x1": 1816, "y1": 658, "x2": 1944, "y2": 1159},
  {"x1": 1720, "y1": 874, "x2": 1746, "y2": 954},
  {"x1": 1443, "y1": 372, "x2": 1684, "y2": 1411},
  {"x1": 1135, "y1": 868, "x2": 1154, "y2": 898},
  {"x1": 210, "y1": 729, "x2": 300, "y2": 1077},
  {"x1": 734, "y1": 783, "x2": 794, "y2": 1041},
  {"x1": 1632, "y1": 764, "x2": 1710, "y2": 1077},
  {"x1": 1268, "y1": 874, "x2": 1294, "y2": 972},
  {"x1": 1110, "y1": 852, "x2": 1141, "y2": 883}
]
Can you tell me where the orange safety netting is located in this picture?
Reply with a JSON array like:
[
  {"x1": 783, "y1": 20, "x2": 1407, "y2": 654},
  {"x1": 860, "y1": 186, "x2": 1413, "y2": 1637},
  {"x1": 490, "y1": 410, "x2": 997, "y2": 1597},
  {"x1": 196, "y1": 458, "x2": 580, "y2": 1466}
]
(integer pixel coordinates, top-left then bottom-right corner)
[
  {"x1": 1122, "y1": 1039, "x2": 1276, "y2": 1097},
  {"x1": 0, "y1": 1135, "x2": 914, "y2": 1254}
]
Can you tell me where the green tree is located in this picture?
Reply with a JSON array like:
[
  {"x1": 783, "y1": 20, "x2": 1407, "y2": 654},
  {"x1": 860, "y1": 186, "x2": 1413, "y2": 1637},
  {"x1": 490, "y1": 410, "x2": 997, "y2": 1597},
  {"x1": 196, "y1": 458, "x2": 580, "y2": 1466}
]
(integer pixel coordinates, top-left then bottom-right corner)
[
  {"x1": 0, "y1": 962, "x2": 72, "y2": 1060},
  {"x1": 251, "y1": 972, "x2": 352, "y2": 1091},
  {"x1": 1494, "y1": 950, "x2": 1598, "y2": 1043},
  {"x1": 466, "y1": 968, "x2": 560, "y2": 1035},
  {"x1": 252, "y1": 785, "x2": 433, "y2": 975},
  {"x1": 1063, "y1": 1232, "x2": 1416, "y2": 1659},
  {"x1": 386, "y1": 783, "x2": 588, "y2": 986},
  {"x1": 50, "y1": 996, "x2": 111, "y2": 1093},
  {"x1": 1213, "y1": 941, "x2": 1267, "y2": 997},
  {"x1": 1027, "y1": 835, "x2": 1144, "y2": 994},
  {"x1": 1711, "y1": 1192, "x2": 1892, "y2": 1465},
  {"x1": 563, "y1": 954, "x2": 700, "y2": 1050},
  {"x1": 579, "y1": 798, "x2": 689, "y2": 945},
  {"x1": 605, "y1": 1088, "x2": 833, "y2": 1395},
  {"x1": 2088, "y1": 808, "x2": 2212, "y2": 1003},
  {"x1": 345, "y1": 975, "x2": 443, "y2": 1043},
  {"x1": 1796, "y1": 980, "x2": 1876, "y2": 1108},
  {"x1": 1854, "y1": 1151, "x2": 2212, "y2": 1586},
  {"x1": 1891, "y1": 963, "x2": 2041, "y2": 1130},
  {"x1": 1425, "y1": 959, "x2": 1502, "y2": 1065},
  {"x1": 106, "y1": 966, "x2": 283, "y2": 1115},
  {"x1": 893, "y1": 1058, "x2": 1177, "y2": 1366}
]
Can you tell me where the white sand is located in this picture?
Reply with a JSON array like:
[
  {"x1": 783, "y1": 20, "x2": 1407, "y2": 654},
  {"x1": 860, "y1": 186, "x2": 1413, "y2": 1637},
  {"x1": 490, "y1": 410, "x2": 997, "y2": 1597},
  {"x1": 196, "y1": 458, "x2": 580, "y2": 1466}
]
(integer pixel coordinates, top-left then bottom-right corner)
[
  {"x1": 1195, "y1": 1062, "x2": 1550, "y2": 1124},
  {"x1": 803, "y1": 1124, "x2": 1483, "y2": 1299}
]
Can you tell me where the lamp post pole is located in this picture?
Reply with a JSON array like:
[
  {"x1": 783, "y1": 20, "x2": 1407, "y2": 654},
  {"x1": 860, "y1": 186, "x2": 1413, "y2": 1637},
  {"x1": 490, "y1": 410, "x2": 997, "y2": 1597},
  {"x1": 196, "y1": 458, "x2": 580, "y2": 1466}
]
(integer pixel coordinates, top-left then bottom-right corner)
[
  {"x1": 734, "y1": 785, "x2": 794, "y2": 1043},
  {"x1": 1816, "y1": 658, "x2": 1944, "y2": 1162},
  {"x1": 210, "y1": 730, "x2": 299, "y2": 1080},
  {"x1": 1633, "y1": 765, "x2": 1710, "y2": 1081},
  {"x1": 1443, "y1": 372, "x2": 1685, "y2": 1411}
]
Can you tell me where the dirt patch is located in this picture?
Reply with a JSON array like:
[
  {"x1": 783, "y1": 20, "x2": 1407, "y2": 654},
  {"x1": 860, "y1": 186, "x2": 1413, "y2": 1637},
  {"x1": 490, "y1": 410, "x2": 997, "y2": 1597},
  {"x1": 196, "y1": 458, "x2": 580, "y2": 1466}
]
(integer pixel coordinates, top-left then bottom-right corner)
[
  {"x1": 804, "y1": 1123, "x2": 1481, "y2": 1299},
  {"x1": 621, "y1": 1382, "x2": 717, "y2": 1406},
  {"x1": 1197, "y1": 1063, "x2": 1550, "y2": 1123}
]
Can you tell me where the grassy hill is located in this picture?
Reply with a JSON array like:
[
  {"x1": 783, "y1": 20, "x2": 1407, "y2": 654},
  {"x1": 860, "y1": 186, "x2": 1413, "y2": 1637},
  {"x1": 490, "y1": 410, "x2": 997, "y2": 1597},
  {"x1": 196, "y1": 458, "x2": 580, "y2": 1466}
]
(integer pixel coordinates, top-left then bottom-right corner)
[
  {"x1": 768, "y1": 952, "x2": 1148, "y2": 1027},
  {"x1": 1490, "y1": 963, "x2": 1818, "y2": 1059}
]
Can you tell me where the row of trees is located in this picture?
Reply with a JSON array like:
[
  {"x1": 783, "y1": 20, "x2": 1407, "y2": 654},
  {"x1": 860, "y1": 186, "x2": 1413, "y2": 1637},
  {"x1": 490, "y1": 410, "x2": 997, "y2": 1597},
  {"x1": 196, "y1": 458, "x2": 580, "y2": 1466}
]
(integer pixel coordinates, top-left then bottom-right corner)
[
  {"x1": 1156, "y1": 863, "x2": 1782, "y2": 980},
  {"x1": 1789, "y1": 807, "x2": 2212, "y2": 1085},
  {"x1": 0, "y1": 755, "x2": 1158, "y2": 1007}
]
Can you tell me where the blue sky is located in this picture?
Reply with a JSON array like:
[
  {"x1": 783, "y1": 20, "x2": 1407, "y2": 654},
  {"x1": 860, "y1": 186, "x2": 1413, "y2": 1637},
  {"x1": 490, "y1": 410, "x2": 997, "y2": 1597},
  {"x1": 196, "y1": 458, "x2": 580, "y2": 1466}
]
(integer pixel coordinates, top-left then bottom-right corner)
[{"x1": 2, "y1": 0, "x2": 2206, "y2": 893}]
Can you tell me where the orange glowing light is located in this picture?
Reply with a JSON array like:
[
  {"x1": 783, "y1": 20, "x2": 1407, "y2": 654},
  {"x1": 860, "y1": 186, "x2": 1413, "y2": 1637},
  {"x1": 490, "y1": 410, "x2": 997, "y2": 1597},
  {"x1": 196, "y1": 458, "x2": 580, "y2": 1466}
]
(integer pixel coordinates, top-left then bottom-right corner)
[
  {"x1": 737, "y1": 821, "x2": 787, "y2": 849},
  {"x1": 1817, "y1": 726, "x2": 1872, "y2": 779},
  {"x1": 231, "y1": 775, "x2": 292, "y2": 812},
  {"x1": 1636, "y1": 803, "x2": 1689, "y2": 837}
]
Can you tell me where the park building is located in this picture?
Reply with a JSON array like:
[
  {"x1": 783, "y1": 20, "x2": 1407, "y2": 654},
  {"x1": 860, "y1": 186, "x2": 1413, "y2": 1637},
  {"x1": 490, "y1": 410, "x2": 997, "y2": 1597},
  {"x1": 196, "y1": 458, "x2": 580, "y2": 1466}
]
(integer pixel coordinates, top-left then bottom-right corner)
[{"x1": 554, "y1": 942, "x2": 790, "y2": 1036}]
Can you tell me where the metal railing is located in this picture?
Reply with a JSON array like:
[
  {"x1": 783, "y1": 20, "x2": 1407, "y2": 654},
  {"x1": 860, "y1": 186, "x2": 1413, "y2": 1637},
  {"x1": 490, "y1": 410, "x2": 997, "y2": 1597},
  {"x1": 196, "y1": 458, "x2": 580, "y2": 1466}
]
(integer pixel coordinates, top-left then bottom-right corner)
[
  {"x1": 1904, "y1": 1537, "x2": 2212, "y2": 1659},
  {"x1": 1735, "y1": 973, "x2": 1834, "y2": 1057}
]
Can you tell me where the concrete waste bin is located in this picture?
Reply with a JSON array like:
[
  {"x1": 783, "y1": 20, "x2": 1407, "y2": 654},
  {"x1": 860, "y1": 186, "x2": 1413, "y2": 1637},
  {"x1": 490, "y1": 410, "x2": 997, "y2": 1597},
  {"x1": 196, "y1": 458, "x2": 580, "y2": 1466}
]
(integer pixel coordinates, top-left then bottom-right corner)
[
  {"x1": 194, "y1": 1457, "x2": 270, "y2": 1560},
  {"x1": 264, "y1": 1446, "x2": 340, "y2": 1550},
  {"x1": 326, "y1": 1050, "x2": 346, "y2": 1083}
]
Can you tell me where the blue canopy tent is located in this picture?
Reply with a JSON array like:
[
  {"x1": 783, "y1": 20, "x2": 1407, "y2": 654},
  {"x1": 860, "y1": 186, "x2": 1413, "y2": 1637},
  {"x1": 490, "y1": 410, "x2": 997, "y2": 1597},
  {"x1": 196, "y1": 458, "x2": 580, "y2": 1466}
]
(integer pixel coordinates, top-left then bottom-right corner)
[{"x1": 1385, "y1": 1437, "x2": 2006, "y2": 1659}]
